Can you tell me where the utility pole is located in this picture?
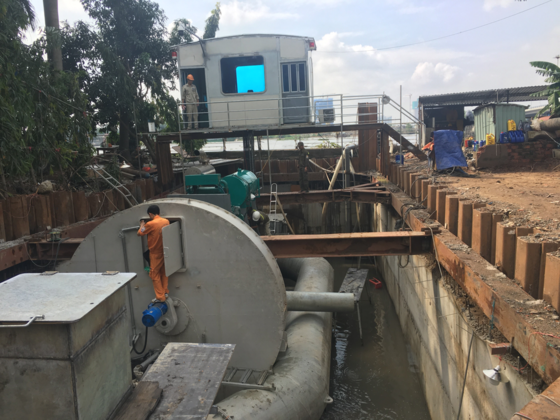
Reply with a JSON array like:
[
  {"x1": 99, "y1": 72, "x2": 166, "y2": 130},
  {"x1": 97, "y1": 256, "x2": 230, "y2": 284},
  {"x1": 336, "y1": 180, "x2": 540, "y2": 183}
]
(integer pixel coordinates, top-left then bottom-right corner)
[{"x1": 43, "y1": 0, "x2": 63, "y2": 71}]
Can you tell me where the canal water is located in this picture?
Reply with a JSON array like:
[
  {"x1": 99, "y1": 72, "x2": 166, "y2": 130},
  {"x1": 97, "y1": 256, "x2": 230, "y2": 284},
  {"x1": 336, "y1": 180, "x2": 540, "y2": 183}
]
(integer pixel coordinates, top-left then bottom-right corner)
[{"x1": 321, "y1": 259, "x2": 431, "y2": 420}]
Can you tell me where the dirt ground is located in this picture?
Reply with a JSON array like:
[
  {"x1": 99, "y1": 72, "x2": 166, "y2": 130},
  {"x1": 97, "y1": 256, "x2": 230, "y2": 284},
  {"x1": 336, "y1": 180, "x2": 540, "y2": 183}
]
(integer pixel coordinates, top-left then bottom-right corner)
[{"x1": 403, "y1": 157, "x2": 560, "y2": 232}]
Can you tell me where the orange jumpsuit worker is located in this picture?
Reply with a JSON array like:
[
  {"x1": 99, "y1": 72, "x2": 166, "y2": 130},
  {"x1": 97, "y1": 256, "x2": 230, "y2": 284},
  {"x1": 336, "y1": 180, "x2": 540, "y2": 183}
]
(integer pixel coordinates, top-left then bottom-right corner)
[{"x1": 137, "y1": 205, "x2": 170, "y2": 302}]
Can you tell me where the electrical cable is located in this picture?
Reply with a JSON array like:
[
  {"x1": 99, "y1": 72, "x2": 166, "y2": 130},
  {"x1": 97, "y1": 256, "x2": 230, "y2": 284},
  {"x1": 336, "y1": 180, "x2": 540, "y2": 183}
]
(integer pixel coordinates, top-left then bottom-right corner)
[
  {"x1": 132, "y1": 325, "x2": 149, "y2": 354},
  {"x1": 456, "y1": 331, "x2": 475, "y2": 420},
  {"x1": 316, "y1": 0, "x2": 552, "y2": 54}
]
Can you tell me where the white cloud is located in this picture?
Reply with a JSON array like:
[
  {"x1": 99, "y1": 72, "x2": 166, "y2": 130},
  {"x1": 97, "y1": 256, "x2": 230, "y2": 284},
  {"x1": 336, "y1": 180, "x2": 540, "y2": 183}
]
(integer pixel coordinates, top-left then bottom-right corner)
[
  {"x1": 483, "y1": 0, "x2": 515, "y2": 11},
  {"x1": 58, "y1": 0, "x2": 86, "y2": 15},
  {"x1": 386, "y1": 0, "x2": 439, "y2": 14},
  {"x1": 221, "y1": 1, "x2": 299, "y2": 25},
  {"x1": 410, "y1": 62, "x2": 462, "y2": 85}
]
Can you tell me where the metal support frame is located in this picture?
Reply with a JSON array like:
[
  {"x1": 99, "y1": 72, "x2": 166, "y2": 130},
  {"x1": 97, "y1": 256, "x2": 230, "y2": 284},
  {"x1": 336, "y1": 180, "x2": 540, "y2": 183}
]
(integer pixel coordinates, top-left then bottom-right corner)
[
  {"x1": 119, "y1": 226, "x2": 140, "y2": 341},
  {"x1": 256, "y1": 186, "x2": 391, "y2": 206},
  {"x1": 264, "y1": 231, "x2": 432, "y2": 258}
]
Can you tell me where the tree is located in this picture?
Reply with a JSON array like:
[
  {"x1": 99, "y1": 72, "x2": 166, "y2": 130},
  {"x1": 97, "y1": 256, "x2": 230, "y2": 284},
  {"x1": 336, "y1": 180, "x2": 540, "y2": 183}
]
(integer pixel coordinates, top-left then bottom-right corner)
[
  {"x1": 0, "y1": 0, "x2": 91, "y2": 193},
  {"x1": 43, "y1": 0, "x2": 63, "y2": 70},
  {"x1": 203, "y1": 3, "x2": 221, "y2": 39},
  {"x1": 530, "y1": 61, "x2": 560, "y2": 118},
  {"x1": 169, "y1": 18, "x2": 196, "y2": 45},
  {"x1": 70, "y1": 0, "x2": 178, "y2": 160}
]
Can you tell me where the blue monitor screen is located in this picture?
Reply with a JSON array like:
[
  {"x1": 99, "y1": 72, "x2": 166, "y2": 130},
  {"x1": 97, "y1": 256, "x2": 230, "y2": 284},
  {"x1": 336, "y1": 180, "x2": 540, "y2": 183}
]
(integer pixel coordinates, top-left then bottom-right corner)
[{"x1": 236, "y1": 65, "x2": 265, "y2": 93}]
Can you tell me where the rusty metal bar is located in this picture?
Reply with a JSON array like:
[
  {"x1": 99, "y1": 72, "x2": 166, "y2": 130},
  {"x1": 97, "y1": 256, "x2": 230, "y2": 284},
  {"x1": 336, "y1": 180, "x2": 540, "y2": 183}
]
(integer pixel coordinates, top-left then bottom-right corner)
[
  {"x1": 27, "y1": 238, "x2": 84, "y2": 260},
  {"x1": 256, "y1": 188, "x2": 391, "y2": 206},
  {"x1": 0, "y1": 217, "x2": 107, "y2": 270},
  {"x1": 263, "y1": 232, "x2": 431, "y2": 258}
]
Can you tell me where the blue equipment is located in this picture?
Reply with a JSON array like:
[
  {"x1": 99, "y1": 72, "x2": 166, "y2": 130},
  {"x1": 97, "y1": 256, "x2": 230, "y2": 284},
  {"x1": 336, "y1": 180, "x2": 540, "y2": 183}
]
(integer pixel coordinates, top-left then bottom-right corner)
[{"x1": 142, "y1": 301, "x2": 168, "y2": 327}]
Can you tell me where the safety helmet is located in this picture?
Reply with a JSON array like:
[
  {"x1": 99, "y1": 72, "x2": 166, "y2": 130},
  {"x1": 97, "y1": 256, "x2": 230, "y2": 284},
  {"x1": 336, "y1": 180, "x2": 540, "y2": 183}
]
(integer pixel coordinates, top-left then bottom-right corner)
[
  {"x1": 252, "y1": 211, "x2": 261, "y2": 222},
  {"x1": 187, "y1": 74, "x2": 194, "y2": 81}
]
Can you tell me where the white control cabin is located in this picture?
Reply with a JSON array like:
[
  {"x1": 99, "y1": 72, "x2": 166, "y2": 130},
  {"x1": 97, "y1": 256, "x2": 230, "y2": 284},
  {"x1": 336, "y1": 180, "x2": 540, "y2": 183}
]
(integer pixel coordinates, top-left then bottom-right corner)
[{"x1": 175, "y1": 34, "x2": 316, "y2": 130}]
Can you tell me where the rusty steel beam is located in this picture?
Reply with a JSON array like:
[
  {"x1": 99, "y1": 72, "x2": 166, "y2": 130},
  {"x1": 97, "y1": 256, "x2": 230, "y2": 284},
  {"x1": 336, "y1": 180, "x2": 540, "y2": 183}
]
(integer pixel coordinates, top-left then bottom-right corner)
[
  {"x1": 261, "y1": 172, "x2": 325, "y2": 184},
  {"x1": 27, "y1": 238, "x2": 84, "y2": 261},
  {"x1": 263, "y1": 232, "x2": 432, "y2": 258},
  {"x1": 256, "y1": 187, "x2": 391, "y2": 206},
  {"x1": 0, "y1": 242, "x2": 28, "y2": 271},
  {"x1": 391, "y1": 186, "x2": 560, "y2": 384},
  {"x1": 0, "y1": 217, "x2": 107, "y2": 271},
  {"x1": 511, "y1": 376, "x2": 560, "y2": 419}
]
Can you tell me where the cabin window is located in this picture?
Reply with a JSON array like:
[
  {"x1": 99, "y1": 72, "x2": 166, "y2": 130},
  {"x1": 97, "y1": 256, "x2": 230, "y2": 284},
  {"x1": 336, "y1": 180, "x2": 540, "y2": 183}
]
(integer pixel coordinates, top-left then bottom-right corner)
[
  {"x1": 282, "y1": 66, "x2": 290, "y2": 93},
  {"x1": 282, "y1": 63, "x2": 307, "y2": 93},
  {"x1": 221, "y1": 56, "x2": 265, "y2": 94}
]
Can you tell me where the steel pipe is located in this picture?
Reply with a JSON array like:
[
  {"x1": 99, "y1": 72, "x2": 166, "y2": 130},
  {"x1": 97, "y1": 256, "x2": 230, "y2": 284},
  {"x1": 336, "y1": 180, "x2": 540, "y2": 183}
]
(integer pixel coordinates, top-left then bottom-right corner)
[{"x1": 286, "y1": 291, "x2": 355, "y2": 312}]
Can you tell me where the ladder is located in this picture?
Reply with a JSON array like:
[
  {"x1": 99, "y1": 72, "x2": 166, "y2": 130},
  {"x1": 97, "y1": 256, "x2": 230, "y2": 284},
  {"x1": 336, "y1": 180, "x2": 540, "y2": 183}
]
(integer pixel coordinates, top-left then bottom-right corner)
[
  {"x1": 269, "y1": 183, "x2": 278, "y2": 234},
  {"x1": 91, "y1": 164, "x2": 139, "y2": 207}
]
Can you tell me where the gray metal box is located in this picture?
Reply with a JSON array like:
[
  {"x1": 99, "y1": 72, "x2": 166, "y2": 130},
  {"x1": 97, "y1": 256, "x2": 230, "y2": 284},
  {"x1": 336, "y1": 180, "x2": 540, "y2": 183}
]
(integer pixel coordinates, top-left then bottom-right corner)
[{"x1": 0, "y1": 272, "x2": 136, "y2": 420}]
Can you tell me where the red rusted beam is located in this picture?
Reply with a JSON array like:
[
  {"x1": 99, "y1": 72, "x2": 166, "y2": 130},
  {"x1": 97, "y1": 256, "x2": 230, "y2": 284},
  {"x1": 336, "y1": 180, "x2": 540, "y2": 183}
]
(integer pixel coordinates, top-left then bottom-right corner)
[
  {"x1": 261, "y1": 172, "x2": 326, "y2": 184},
  {"x1": 257, "y1": 188, "x2": 391, "y2": 206},
  {"x1": 511, "y1": 377, "x2": 560, "y2": 419},
  {"x1": 489, "y1": 343, "x2": 511, "y2": 355},
  {"x1": 27, "y1": 238, "x2": 84, "y2": 260},
  {"x1": 0, "y1": 242, "x2": 28, "y2": 271},
  {"x1": 263, "y1": 231, "x2": 432, "y2": 258},
  {"x1": 391, "y1": 186, "x2": 560, "y2": 384},
  {"x1": 0, "y1": 217, "x2": 107, "y2": 271}
]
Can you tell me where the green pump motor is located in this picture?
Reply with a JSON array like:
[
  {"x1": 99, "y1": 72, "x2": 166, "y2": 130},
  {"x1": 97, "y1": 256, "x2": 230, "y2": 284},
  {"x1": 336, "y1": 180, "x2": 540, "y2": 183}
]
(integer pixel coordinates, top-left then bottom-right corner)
[
  {"x1": 183, "y1": 169, "x2": 260, "y2": 219},
  {"x1": 221, "y1": 169, "x2": 260, "y2": 211}
]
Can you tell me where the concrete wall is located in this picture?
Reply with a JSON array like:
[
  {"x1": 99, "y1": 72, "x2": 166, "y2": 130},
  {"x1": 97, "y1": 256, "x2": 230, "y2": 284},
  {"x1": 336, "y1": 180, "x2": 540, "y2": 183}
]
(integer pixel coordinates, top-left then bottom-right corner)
[{"x1": 374, "y1": 203, "x2": 535, "y2": 420}]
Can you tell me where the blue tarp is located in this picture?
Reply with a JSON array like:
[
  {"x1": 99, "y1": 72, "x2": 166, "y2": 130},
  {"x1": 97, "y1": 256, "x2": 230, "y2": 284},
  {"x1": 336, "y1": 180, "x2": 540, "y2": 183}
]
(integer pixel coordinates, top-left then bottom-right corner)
[{"x1": 434, "y1": 130, "x2": 467, "y2": 170}]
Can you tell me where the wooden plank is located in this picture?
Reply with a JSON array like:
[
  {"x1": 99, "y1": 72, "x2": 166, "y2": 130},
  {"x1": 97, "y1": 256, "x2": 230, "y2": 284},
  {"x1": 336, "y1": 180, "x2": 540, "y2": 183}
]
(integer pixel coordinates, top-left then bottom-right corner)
[
  {"x1": 143, "y1": 343, "x2": 235, "y2": 420},
  {"x1": 52, "y1": 191, "x2": 72, "y2": 227},
  {"x1": 9, "y1": 196, "x2": 30, "y2": 238},
  {"x1": 113, "y1": 381, "x2": 162, "y2": 420},
  {"x1": 27, "y1": 196, "x2": 38, "y2": 234},
  {"x1": 1, "y1": 199, "x2": 13, "y2": 241},
  {"x1": 72, "y1": 191, "x2": 88, "y2": 222},
  {"x1": 339, "y1": 268, "x2": 369, "y2": 302},
  {"x1": 34, "y1": 195, "x2": 52, "y2": 232}
]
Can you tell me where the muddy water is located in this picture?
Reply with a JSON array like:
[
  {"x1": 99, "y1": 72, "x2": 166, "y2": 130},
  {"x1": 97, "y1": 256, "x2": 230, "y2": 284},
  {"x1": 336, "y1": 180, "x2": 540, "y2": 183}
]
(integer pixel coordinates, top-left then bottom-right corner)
[{"x1": 321, "y1": 259, "x2": 431, "y2": 420}]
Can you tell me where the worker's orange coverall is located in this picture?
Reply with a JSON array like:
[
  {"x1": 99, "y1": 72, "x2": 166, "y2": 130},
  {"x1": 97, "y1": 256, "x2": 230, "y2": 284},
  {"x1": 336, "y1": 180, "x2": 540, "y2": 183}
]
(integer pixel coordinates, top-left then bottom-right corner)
[{"x1": 138, "y1": 215, "x2": 170, "y2": 301}]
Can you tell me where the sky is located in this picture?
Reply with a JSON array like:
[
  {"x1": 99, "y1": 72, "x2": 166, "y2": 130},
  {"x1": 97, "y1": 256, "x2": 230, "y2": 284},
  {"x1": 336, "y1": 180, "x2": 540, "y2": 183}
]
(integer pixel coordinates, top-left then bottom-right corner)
[{"x1": 26, "y1": 0, "x2": 560, "y2": 118}]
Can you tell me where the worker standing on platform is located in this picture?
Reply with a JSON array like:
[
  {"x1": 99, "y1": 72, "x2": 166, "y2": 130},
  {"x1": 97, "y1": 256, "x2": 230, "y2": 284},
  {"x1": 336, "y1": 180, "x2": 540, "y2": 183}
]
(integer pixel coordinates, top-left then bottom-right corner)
[
  {"x1": 181, "y1": 74, "x2": 199, "y2": 130},
  {"x1": 137, "y1": 205, "x2": 170, "y2": 302},
  {"x1": 297, "y1": 141, "x2": 310, "y2": 192}
]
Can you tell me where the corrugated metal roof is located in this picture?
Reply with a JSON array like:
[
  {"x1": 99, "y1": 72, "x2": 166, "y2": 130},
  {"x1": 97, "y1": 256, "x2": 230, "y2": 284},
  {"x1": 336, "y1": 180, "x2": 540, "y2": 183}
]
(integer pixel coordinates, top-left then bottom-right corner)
[{"x1": 419, "y1": 85, "x2": 548, "y2": 107}]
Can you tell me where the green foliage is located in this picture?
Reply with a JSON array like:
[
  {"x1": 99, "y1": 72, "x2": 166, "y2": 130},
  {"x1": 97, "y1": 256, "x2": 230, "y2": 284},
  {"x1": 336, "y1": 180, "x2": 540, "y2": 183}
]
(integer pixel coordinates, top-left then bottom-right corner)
[
  {"x1": 169, "y1": 18, "x2": 196, "y2": 45},
  {"x1": 203, "y1": 3, "x2": 221, "y2": 39},
  {"x1": 62, "y1": 0, "x2": 224, "y2": 158},
  {"x1": 316, "y1": 140, "x2": 342, "y2": 149},
  {"x1": 63, "y1": 0, "x2": 217, "y2": 159},
  {"x1": 530, "y1": 61, "x2": 560, "y2": 118},
  {"x1": 0, "y1": 0, "x2": 92, "y2": 193}
]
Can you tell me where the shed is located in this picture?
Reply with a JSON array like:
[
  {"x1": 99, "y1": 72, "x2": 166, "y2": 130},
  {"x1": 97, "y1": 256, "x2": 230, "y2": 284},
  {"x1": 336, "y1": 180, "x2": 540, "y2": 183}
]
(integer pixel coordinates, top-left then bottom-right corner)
[
  {"x1": 474, "y1": 103, "x2": 526, "y2": 142},
  {"x1": 175, "y1": 34, "x2": 316, "y2": 130}
]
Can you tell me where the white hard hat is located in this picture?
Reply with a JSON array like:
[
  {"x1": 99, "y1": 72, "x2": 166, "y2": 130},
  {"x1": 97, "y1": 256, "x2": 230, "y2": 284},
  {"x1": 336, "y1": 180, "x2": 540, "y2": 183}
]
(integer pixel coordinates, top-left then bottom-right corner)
[{"x1": 252, "y1": 211, "x2": 261, "y2": 222}]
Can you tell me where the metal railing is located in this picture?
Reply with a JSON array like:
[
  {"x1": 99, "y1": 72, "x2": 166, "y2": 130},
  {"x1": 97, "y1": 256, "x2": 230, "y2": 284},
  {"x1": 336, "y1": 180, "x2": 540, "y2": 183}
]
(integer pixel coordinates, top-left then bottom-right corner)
[{"x1": 177, "y1": 93, "x2": 422, "y2": 143}]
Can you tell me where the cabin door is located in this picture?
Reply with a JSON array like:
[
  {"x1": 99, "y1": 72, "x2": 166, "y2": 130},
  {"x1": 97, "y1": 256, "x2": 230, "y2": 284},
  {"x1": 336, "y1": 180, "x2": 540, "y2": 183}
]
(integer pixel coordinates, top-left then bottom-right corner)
[
  {"x1": 180, "y1": 68, "x2": 209, "y2": 129},
  {"x1": 281, "y1": 62, "x2": 309, "y2": 124}
]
